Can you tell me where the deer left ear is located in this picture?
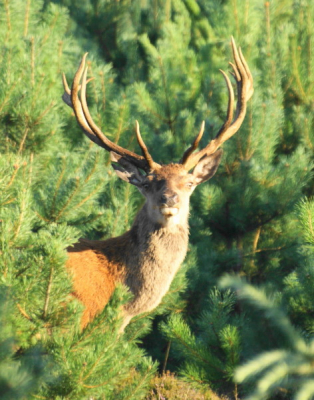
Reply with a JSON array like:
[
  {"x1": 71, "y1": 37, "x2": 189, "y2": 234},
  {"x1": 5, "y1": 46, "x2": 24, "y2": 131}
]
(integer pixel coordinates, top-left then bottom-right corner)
[
  {"x1": 110, "y1": 152, "x2": 145, "y2": 186},
  {"x1": 192, "y1": 149, "x2": 223, "y2": 185}
]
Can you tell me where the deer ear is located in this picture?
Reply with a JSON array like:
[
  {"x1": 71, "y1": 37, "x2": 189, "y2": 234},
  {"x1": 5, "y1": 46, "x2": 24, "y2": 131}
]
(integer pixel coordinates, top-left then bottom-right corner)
[
  {"x1": 110, "y1": 152, "x2": 145, "y2": 186},
  {"x1": 192, "y1": 149, "x2": 223, "y2": 185}
]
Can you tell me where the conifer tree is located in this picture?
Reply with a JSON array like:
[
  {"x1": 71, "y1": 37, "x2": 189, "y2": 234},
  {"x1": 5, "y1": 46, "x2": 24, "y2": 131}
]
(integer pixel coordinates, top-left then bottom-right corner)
[
  {"x1": 0, "y1": 287, "x2": 49, "y2": 399},
  {"x1": 220, "y1": 273, "x2": 314, "y2": 400},
  {"x1": 154, "y1": 0, "x2": 314, "y2": 396},
  {"x1": 1, "y1": 1, "x2": 158, "y2": 398},
  {"x1": 2, "y1": 0, "x2": 314, "y2": 398},
  {"x1": 43, "y1": 0, "x2": 314, "y2": 388}
]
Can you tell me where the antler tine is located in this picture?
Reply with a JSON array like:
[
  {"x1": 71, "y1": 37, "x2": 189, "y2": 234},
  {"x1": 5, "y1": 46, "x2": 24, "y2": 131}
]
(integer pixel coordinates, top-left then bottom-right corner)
[
  {"x1": 135, "y1": 121, "x2": 159, "y2": 170},
  {"x1": 181, "y1": 37, "x2": 253, "y2": 171},
  {"x1": 78, "y1": 60, "x2": 157, "y2": 171},
  {"x1": 62, "y1": 73, "x2": 72, "y2": 106},
  {"x1": 239, "y1": 47, "x2": 253, "y2": 81},
  {"x1": 62, "y1": 55, "x2": 158, "y2": 172},
  {"x1": 182, "y1": 70, "x2": 234, "y2": 167},
  {"x1": 62, "y1": 69, "x2": 95, "y2": 108},
  {"x1": 181, "y1": 121, "x2": 205, "y2": 165},
  {"x1": 216, "y1": 69, "x2": 235, "y2": 134},
  {"x1": 62, "y1": 55, "x2": 102, "y2": 146}
]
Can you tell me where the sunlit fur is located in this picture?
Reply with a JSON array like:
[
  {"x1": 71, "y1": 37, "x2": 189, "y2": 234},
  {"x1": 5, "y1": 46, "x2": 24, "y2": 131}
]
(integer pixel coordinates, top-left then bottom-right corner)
[
  {"x1": 66, "y1": 164, "x2": 196, "y2": 329},
  {"x1": 143, "y1": 164, "x2": 195, "y2": 228},
  {"x1": 66, "y1": 153, "x2": 222, "y2": 331}
]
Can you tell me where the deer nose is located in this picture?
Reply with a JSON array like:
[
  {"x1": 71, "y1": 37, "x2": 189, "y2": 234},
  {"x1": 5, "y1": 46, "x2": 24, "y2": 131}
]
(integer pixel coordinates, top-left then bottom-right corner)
[{"x1": 161, "y1": 193, "x2": 179, "y2": 207}]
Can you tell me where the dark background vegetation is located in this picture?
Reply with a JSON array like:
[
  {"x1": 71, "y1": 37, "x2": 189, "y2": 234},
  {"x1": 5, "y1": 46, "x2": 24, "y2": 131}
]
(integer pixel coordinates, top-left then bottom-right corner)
[{"x1": 1, "y1": 0, "x2": 314, "y2": 399}]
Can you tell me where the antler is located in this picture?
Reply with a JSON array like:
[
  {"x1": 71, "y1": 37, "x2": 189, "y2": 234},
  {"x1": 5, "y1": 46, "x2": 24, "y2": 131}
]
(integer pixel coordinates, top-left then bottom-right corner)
[
  {"x1": 62, "y1": 54, "x2": 159, "y2": 172},
  {"x1": 181, "y1": 37, "x2": 254, "y2": 170}
]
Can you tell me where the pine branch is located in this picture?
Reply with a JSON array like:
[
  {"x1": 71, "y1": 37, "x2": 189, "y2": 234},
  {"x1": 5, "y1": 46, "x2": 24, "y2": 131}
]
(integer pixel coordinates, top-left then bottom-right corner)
[{"x1": 43, "y1": 267, "x2": 54, "y2": 319}]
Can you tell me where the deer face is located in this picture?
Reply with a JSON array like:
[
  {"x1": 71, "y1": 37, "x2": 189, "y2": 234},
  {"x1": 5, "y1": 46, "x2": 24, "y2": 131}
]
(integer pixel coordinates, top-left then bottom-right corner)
[
  {"x1": 111, "y1": 150, "x2": 223, "y2": 227},
  {"x1": 140, "y1": 165, "x2": 193, "y2": 226}
]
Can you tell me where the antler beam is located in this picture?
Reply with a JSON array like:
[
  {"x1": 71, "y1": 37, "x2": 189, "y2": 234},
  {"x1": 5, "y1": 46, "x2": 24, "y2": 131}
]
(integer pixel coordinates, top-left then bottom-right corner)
[
  {"x1": 62, "y1": 54, "x2": 159, "y2": 172},
  {"x1": 181, "y1": 37, "x2": 254, "y2": 170}
]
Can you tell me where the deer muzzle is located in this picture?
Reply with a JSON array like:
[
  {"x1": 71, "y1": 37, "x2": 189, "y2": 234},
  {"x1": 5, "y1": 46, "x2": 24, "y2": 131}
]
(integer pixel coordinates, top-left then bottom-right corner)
[
  {"x1": 160, "y1": 193, "x2": 178, "y2": 206},
  {"x1": 159, "y1": 193, "x2": 179, "y2": 216},
  {"x1": 160, "y1": 206, "x2": 179, "y2": 216}
]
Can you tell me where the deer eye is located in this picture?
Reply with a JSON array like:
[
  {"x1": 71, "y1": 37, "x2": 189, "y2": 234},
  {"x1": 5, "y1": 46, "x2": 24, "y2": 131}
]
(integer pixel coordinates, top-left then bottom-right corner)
[
  {"x1": 185, "y1": 182, "x2": 194, "y2": 189},
  {"x1": 142, "y1": 183, "x2": 150, "y2": 190}
]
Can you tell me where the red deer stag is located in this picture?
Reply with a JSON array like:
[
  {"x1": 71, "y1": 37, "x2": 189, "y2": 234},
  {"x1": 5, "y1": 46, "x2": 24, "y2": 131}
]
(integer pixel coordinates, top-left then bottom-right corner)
[{"x1": 62, "y1": 38, "x2": 253, "y2": 331}]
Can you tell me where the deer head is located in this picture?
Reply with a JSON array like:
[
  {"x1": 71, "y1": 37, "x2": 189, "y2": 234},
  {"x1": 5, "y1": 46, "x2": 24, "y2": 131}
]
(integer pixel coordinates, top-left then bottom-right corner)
[
  {"x1": 62, "y1": 38, "x2": 253, "y2": 227},
  {"x1": 108, "y1": 148, "x2": 223, "y2": 227}
]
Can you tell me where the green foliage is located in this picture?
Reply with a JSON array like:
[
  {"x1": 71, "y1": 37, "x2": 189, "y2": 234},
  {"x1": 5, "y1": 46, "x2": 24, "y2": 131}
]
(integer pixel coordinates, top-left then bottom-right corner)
[
  {"x1": 1, "y1": 0, "x2": 314, "y2": 398},
  {"x1": 43, "y1": 286, "x2": 157, "y2": 400},
  {"x1": 0, "y1": 0, "x2": 73, "y2": 153},
  {"x1": 161, "y1": 289, "x2": 242, "y2": 390},
  {"x1": 0, "y1": 150, "x2": 157, "y2": 399},
  {"x1": 0, "y1": 288, "x2": 51, "y2": 400},
  {"x1": 283, "y1": 199, "x2": 314, "y2": 334},
  {"x1": 0, "y1": 0, "x2": 158, "y2": 398},
  {"x1": 220, "y1": 276, "x2": 314, "y2": 400}
]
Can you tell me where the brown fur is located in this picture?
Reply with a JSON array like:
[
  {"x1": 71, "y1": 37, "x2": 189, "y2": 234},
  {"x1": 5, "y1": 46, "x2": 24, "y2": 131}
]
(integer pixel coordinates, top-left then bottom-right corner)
[
  {"x1": 66, "y1": 157, "x2": 222, "y2": 330},
  {"x1": 67, "y1": 239, "x2": 123, "y2": 328}
]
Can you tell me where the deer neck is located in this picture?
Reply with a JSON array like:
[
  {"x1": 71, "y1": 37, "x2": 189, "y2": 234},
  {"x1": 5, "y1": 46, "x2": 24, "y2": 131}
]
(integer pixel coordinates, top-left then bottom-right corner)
[
  {"x1": 131, "y1": 202, "x2": 189, "y2": 237},
  {"x1": 122, "y1": 203, "x2": 189, "y2": 316}
]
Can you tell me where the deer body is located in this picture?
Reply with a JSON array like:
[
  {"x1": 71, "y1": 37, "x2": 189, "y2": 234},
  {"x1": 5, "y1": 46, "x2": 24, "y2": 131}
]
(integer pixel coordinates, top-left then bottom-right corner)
[
  {"x1": 67, "y1": 164, "x2": 192, "y2": 328},
  {"x1": 62, "y1": 38, "x2": 253, "y2": 330}
]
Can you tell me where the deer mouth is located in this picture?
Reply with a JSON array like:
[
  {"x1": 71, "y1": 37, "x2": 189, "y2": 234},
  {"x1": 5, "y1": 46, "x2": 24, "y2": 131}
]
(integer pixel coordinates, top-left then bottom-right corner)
[{"x1": 159, "y1": 206, "x2": 179, "y2": 217}]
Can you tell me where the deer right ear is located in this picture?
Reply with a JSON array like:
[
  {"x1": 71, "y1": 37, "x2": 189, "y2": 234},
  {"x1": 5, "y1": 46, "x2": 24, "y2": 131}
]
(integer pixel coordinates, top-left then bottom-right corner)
[
  {"x1": 192, "y1": 149, "x2": 223, "y2": 185},
  {"x1": 110, "y1": 152, "x2": 145, "y2": 186}
]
